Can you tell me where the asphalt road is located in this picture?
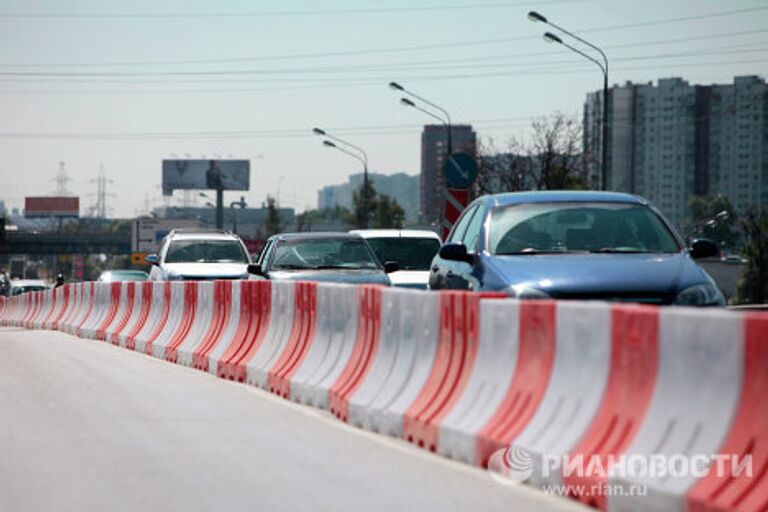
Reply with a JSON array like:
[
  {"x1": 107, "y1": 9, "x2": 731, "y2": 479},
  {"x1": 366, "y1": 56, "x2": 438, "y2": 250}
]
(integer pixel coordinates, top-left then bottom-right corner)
[{"x1": 0, "y1": 326, "x2": 585, "y2": 512}]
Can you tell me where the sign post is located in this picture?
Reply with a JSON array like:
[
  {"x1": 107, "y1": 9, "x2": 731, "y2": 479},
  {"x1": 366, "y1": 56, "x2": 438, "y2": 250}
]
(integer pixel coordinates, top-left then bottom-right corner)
[{"x1": 441, "y1": 152, "x2": 479, "y2": 239}]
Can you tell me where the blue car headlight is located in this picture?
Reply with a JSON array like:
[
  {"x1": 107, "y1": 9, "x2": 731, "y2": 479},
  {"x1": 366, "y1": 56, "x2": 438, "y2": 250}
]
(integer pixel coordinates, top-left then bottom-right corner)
[
  {"x1": 673, "y1": 283, "x2": 725, "y2": 306},
  {"x1": 506, "y1": 285, "x2": 551, "y2": 299}
]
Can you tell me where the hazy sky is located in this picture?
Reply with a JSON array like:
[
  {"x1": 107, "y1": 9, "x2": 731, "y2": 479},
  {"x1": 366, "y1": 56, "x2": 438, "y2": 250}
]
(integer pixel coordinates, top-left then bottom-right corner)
[{"x1": 1, "y1": 0, "x2": 766, "y2": 217}]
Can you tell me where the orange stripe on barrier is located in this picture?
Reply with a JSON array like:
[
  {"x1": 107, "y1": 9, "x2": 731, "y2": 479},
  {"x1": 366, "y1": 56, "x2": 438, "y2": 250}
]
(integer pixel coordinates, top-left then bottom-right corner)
[
  {"x1": 563, "y1": 305, "x2": 659, "y2": 510},
  {"x1": 328, "y1": 286, "x2": 383, "y2": 422},
  {"x1": 268, "y1": 282, "x2": 318, "y2": 397},
  {"x1": 688, "y1": 313, "x2": 768, "y2": 512},
  {"x1": 475, "y1": 300, "x2": 557, "y2": 466}
]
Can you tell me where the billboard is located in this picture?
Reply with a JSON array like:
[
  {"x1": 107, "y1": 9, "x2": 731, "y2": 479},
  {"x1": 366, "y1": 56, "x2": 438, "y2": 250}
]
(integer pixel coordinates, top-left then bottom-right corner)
[
  {"x1": 24, "y1": 196, "x2": 80, "y2": 218},
  {"x1": 162, "y1": 159, "x2": 250, "y2": 196}
]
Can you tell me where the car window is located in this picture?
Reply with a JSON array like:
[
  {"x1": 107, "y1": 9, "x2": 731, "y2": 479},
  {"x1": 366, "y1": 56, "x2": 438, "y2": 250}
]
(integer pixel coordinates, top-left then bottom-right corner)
[
  {"x1": 365, "y1": 237, "x2": 441, "y2": 271},
  {"x1": 448, "y1": 204, "x2": 479, "y2": 243},
  {"x1": 461, "y1": 206, "x2": 486, "y2": 251},
  {"x1": 489, "y1": 202, "x2": 682, "y2": 254},
  {"x1": 258, "y1": 240, "x2": 274, "y2": 266},
  {"x1": 271, "y1": 238, "x2": 379, "y2": 270},
  {"x1": 165, "y1": 239, "x2": 249, "y2": 263}
]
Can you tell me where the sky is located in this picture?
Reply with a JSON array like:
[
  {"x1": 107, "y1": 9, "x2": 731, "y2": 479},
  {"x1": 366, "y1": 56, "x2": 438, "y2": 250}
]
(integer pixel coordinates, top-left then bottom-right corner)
[{"x1": 0, "y1": 0, "x2": 766, "y2": 218}]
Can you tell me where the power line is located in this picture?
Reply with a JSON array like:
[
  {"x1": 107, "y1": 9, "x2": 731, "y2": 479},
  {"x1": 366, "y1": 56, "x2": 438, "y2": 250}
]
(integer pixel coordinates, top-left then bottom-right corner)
[
  {"x1": 1, "y1": 42, "x2": 765, "y2": 78},
  {"x1": 0, "y1": 17, "x2": 766, "y2": 70},
  {"x1": 0, "y1": 1, "x2": 571, "y2": 19}
]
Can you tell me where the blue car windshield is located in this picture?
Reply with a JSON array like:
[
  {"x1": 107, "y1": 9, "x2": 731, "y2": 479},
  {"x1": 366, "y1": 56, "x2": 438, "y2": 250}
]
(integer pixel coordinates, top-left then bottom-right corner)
[{"x1": 490, "y1": 202, "x2": 681, "y2": 255}]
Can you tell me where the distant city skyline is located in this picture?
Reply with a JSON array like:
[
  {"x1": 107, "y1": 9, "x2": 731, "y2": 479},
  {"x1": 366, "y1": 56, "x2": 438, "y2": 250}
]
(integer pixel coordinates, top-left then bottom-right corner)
[{"x1": 0, "y1": 0, "x2": 767, "y2": 218}]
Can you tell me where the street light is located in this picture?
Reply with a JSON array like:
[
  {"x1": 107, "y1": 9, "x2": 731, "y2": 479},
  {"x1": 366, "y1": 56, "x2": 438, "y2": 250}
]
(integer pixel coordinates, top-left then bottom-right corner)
[
  {"x1": 529, "y1": 11, "x2": 609, "y2": 191},
  {"x1": 389, "y1": 82, "x2": 453, "y2": 154},
  {"x1": 314, "y1": 128, "x2": 371, "y2": 228}
]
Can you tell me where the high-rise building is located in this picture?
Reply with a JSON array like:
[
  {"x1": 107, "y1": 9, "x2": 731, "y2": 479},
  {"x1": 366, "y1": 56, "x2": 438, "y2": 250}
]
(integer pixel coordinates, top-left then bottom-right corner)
[
  {"x1": 584, "y1": 76, "x2": 767, "y2": 229},
  {"x1": 420, "y1": 124, "x2": 477, "y2": 224}
]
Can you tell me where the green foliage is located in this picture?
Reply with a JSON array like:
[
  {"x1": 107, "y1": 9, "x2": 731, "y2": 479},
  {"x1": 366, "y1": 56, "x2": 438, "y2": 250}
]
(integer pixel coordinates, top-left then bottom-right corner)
[
  {"x1": 371, "y1": 194, "x2": 405, "y2": 229},
  {"x1": 265, "y1": 195, "x2": 282, "y2": 237},
  {"x1": 688, "y1": 194, "x2": 739, "y2": 249},
  {"x1": 735, "y1": 209, "x2": 768, "y2": 305},
  {"x1": 296, "y1": 205, "x2": 351, "y2": 231},
  {"x1": 350, "y1": 180, "x2": 404, "y2": 229}
]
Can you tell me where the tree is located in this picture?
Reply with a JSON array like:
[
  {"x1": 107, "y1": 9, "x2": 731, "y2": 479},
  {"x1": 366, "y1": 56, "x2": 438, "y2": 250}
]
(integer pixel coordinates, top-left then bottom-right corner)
[
  {"x1": 476, "y1": 137, "x2": 530, "y2": 194},
  {"x1": 296, "y1": 205, "x2": 350, "y2": 232},
  {"x1": 687, "y1": 194, "x2": 739, "y2": 249},
  {"x1": 349, "y1": 181, "x2": 404, "y2": 229},
  {"x1": 475, "y1": 112, "x2": 586, "y2": 194},
  {"x1": 349, "y1": 179, "x2": 377, "y2": 229},
  {"x1": 265, "y1": 195, "x2": 282, "y2": 237},
  {"x1": 371, "y1": 194, "x2": 405, "y2": 229},
  {"x1": 530, "y1": 113, "x2": 586, "y2": 190},
  {"x1": 735, "y1": 210, "x2": 768, "y2": 305}
]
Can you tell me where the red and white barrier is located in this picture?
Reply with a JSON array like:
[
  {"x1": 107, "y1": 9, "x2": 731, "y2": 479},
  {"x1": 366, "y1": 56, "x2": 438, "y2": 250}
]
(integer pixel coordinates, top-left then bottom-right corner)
[
  {"x1": 3, "y1": 279, "x2": 766, "y2": 512},
  {"x1": 290, "y1": 282, "x2": 360, "y2": 408}
]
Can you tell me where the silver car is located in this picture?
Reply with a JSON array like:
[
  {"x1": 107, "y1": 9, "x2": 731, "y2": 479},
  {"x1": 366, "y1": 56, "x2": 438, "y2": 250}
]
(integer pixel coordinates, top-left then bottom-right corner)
[{"x1": 146, "y1": 229, "x2": 251, "y2": 281}]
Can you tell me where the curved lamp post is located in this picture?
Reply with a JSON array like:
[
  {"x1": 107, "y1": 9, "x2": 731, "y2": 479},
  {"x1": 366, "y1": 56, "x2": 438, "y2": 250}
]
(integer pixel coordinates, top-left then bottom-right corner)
[{"x1": 530, "y1": 11, "x2": 609, "y2": 190}]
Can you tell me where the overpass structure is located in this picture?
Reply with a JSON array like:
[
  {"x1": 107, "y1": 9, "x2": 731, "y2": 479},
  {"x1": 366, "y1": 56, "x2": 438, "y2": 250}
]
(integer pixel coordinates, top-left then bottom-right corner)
[{"x1": 0, "y1": 232, "x2": 131, "y2": 255}]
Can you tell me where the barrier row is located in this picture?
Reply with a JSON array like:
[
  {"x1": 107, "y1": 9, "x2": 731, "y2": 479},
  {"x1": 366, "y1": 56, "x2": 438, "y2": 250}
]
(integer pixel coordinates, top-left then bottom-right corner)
[{"x1": 1, "y1": 281, "x2": 766, "y2": 512}]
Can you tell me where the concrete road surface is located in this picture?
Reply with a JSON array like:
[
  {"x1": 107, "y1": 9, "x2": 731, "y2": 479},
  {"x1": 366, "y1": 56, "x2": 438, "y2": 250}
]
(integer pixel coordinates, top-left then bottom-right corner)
[{"x1": 0, "y1": 326, "x2": 585, "y2": 512}]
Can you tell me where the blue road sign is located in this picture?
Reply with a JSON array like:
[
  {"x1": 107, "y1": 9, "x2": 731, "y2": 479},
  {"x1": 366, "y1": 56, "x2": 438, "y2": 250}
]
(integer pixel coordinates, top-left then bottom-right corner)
[{"x1": 442, "y1": 152, "x2": 478, "y2": 189}]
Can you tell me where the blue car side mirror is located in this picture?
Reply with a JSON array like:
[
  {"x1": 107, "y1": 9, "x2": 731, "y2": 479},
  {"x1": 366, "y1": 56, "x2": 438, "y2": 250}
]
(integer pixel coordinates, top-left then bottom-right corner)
[
  {"x1": 689, "y1": 238, "x2": 719, "y2": 260},
  {"x1": 439, "y1": 243, "x2": 475, "y2": 264}
]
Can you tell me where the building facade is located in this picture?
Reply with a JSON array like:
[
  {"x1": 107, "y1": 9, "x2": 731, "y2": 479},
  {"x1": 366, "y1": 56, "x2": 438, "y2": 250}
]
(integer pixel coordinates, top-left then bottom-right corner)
[
  {"x1": 317, "y1": 172, "x2": 420, "y2": 222},
  {"x1": 584, "y1": 75, "x2": 767, "y2": 229},
  {"x1": 420, "y1": 124, "x2": 477, "y2": 224}
]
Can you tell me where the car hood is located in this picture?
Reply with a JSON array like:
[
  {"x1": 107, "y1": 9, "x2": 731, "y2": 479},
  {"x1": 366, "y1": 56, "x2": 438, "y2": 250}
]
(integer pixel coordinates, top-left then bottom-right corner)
[
  {"x1": 485, "y1": 252, "x2": 706, "y2": 296},
  {"x1": 268, "y1": 268, "x2": 390, "y2": 285},
  {"x1": 388, "y1": 270, "x2": 430, "y2": 289},
  {"x1": 162, "y1": 262, "x2": 249, "y2": 279}
]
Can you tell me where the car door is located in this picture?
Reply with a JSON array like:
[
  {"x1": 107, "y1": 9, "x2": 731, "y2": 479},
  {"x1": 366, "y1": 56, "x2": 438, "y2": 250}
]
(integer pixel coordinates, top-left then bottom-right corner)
[
  {"x1": 455, "y1": 204, "x2": 486, "y2": 290},
  {"x1": 430, "y1": 203, "x2": 480, "y2": 290}
]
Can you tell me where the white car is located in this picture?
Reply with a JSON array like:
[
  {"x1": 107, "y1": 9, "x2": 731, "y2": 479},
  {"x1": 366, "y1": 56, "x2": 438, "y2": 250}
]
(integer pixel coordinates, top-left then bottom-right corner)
[
  {"x1": 147, "y1": 229, "x2": 251, "y2": 281},
  {"x1": 10, "y1": 279, "x2": 49, "y2": 296},
  {"x1": 350, "y1": 229, "x2": 442, "y2": 289}
]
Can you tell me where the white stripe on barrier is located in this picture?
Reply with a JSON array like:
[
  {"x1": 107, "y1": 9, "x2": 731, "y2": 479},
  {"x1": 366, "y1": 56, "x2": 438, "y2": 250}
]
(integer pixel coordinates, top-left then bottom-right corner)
[
  {"x1": 508, "y1": 301, "x2": 612, "y2": 487},
  {"x1": 362, "y1": 290, "x2": 440, "y2": 437},
  {"x1": 150, "y1": 282, "x2": 187, "y2": 358},
  {"x1": 438, "y1": 299, "x2": 523, "y2": 464},
  {"x1": 133, "y1": 282, "x2": 167, "y2": 353},
  {"x1": 607, "y1": 308, "x2": 743, "y2": 512},
  {"x1": 205, "y1": 281, "x2": 242, "y2": 374},
  {"x1": 175, "y1": 281, "x2": 215, "y2": 366},
  {"x1": 290, "y1": 283, "x2": 359, "y2": 408},
  {"x1": 245, "y1": 280, "x2": 295, "y2": 388}
]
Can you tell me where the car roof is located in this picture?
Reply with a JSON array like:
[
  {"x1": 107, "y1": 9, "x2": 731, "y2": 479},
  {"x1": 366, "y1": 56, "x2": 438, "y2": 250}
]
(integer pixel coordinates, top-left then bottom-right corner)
[
  {"x1": 484, "y1": 190, "x2": 647, "y2": 207},
  {"x1": 168, "y1": 230, "x2": 242, "y2": 241},
  {"x1": 270, "y1": 232, "x2": 364, "y2": 241},
  {"x1": 11, "y1": 279, "x2": 47, "y2": 287},
  {"x1": 350, "y1": 229, "x2": 441, "y2": 240}
]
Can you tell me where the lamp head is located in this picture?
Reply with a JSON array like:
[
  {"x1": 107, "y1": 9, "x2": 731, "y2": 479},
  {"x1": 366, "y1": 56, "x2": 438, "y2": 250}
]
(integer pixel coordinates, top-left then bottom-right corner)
[
  {"x1": 312, "y1": 127, "x2": 326, "y2": 136},
  {"x1": 543, "y1": 32, "x2": 562, "y2": 44},
  {"x1": 388, "y1": 81, "x2": 404, "y2": 91},
  {"x1": 528, "y1": 11, "x2": 547, "y2": 23},
  {"x1": 400, "y1": 97, "x2": 416, "y2": 107},
  {"x1": 322, "y1": 140, "x2": 337, "y2": 148}
]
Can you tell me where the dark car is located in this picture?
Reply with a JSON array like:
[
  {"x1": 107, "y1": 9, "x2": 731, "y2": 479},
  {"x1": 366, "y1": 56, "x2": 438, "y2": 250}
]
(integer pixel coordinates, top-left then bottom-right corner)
[
  {"x1": 429, "y1": 191, "x2": 725, "y2": 306},
  {"x1": 249, "y1": 232, "x2": 398, "y2": 285}
]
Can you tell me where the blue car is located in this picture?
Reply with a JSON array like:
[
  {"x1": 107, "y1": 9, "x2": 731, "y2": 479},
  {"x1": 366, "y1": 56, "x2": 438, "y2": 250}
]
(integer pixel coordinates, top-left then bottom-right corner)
[{"x1": 429, "y1": 191, "x2": 725, "y2": 306}]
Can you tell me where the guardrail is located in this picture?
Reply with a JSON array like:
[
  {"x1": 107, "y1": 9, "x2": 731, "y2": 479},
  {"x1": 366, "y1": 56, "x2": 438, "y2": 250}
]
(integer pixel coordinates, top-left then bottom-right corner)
[{"x1": 1, "y1": 281, "x2": 766, "y2": 511}]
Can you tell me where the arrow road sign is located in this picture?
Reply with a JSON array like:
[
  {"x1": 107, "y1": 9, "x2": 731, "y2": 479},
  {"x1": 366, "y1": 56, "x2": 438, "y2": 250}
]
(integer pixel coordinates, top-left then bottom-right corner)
[{"x1": 442, "y1": 152, "x2": 478, "y2": 189}]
